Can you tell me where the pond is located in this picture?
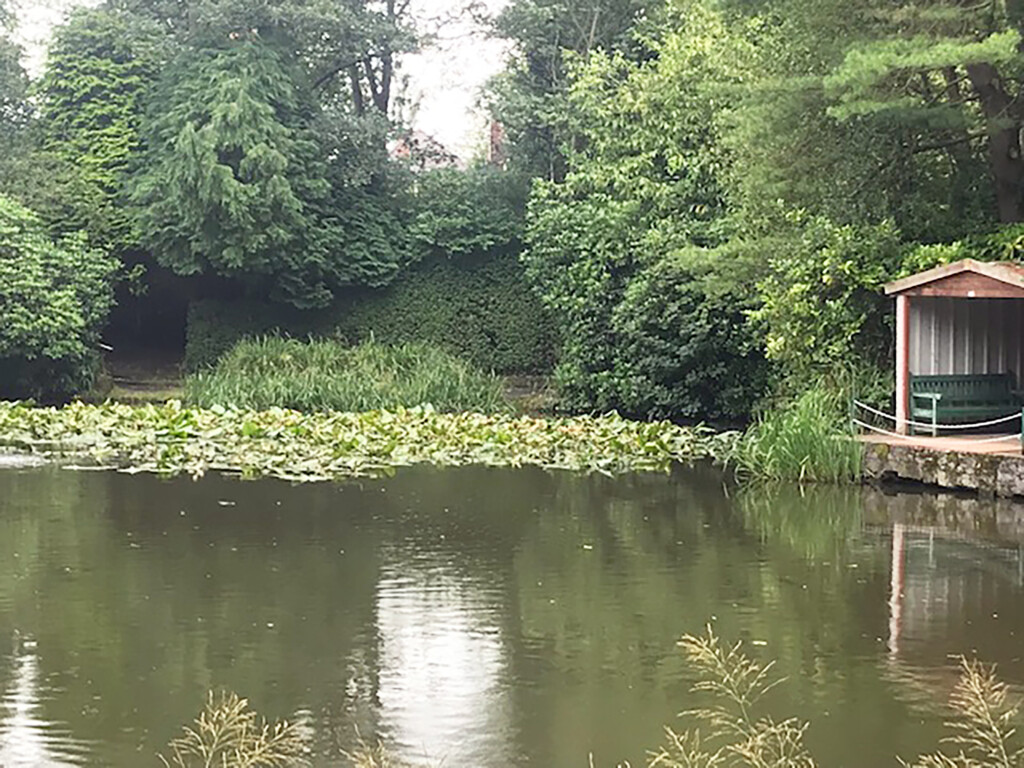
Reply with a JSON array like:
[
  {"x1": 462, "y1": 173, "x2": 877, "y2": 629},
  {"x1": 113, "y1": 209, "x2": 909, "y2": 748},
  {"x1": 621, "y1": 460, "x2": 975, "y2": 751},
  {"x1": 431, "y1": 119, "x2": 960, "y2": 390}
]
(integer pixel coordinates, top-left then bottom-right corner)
[{"x1": 0, "y1": 464, "x2": 1022, "y2": 767}]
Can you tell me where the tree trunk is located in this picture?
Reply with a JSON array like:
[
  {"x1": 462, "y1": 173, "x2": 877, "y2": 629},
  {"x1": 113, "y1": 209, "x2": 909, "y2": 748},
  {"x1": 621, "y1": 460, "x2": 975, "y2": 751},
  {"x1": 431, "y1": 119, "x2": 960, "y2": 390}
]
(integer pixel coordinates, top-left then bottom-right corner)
[
  {"x1": 966, "y1": 62, "x2": 1024, "y2": 223},
  {"x1": 349, "y1": 65, "x2": 365, "y2": 116}
]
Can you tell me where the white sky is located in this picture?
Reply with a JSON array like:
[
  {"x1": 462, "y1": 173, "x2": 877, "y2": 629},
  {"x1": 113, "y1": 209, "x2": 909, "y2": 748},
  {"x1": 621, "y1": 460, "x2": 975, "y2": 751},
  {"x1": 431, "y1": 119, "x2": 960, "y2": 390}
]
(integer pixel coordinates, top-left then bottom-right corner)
[{"x1": 11, "y1": 0, "x2": 508, "y2": 158}]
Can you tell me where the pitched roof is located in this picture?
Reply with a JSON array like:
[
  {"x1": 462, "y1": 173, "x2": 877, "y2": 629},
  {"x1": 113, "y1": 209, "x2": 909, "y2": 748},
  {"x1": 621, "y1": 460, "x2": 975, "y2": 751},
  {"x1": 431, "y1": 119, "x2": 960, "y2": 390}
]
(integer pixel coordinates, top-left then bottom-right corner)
[{"x1": 883, "y1": 258, "x2": 1024, "y2": 296}]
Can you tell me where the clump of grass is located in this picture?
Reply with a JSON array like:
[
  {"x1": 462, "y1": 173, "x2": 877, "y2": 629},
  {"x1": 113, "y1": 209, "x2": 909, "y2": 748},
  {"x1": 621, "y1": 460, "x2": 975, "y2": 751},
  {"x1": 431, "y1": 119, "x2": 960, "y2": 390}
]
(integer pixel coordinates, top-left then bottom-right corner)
[
  {"x1": 159, "y1": 691, "x2": 308, "y2": 768},
  {"x1": 731, "y1": 388, "x2": 861, "y2": 484},
  {"x1": 185, "y1": 337, "x2": 509, "y2": 414},
  {"x1": 344, "y1": 733, "x2": 419, "y2": 768},
  {"x1": 906, "y1": 657, "x2": 1023, "y2": 768},
  {"x1": 652, "y1": 627, "x2": 1023, "y2": 768},
  {"x1": 650, "y1": 626, "x2": 816, "y2": 768}
]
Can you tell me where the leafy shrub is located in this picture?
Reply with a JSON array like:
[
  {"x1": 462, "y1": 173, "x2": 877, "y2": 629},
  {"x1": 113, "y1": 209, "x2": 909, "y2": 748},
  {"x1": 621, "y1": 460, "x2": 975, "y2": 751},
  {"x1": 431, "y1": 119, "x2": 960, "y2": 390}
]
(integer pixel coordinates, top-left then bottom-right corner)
[
  {"x1": 185, "y1": 250, "x2": 557, "y2": 374},
  {"x1": 526, "y1": 234, "x2": 769, "y2": 423},
  {"x1": 0, "y1": 195, "x2": 117, "y2": 400},
  {"x1": 732, "y1": 388, "x2": 862, "y2": 484},
  {"x1": 752, "y1": 216, "x2": 903, "y2": 398},
  {"x1": 185, "y1": 337, "x2": 510, "y2": 413},
  {"x1": 610, "y1": 247, "x2": 769, "y2": 424},
  {"x1": 408, "y1": 166, "x2": 527, "y2": 257}
]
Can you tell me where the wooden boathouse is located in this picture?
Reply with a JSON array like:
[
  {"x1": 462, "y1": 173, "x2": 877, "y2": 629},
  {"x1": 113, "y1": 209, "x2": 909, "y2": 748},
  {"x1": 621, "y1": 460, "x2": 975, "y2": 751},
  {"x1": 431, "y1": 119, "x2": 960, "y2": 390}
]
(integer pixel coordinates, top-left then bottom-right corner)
[
  {"x1": 884, "y1": 259, "x2": 1024, "y2": 436},
  {"x1": 859, "y1": 260, "x2": 1024, "y2": 497}
]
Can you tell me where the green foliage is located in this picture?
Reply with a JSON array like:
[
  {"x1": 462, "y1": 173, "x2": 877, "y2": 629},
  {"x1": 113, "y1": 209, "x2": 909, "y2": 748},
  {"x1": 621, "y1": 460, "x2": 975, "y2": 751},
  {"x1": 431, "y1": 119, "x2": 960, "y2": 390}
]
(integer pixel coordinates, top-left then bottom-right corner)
[
  {"x1": 815, "y1": 1, "x2": 1024, "y2": 225},
  {"x1": 409, "y1": 167, "x2": 526, "y2": 256},
  {"x1": 36, "y1": 6, "x2": 163, "y2": 247},
  {"x1": 732, "y1": 388, "x2": 862, "y2": 484},
  {"x1": 0, "y1": 400, "x2": 728, "y2": 482},
  {"x1": 119, "y1": 0, "x2": 418, "y2": 119},
  {"x1": 0, "y1": 19, "x2": 26, "y2": 134},
  {"x1": 752, "y1": 217, "x2": 903, "y2": 396},
  {"x1": 486, "y1": 0, "x2": 661, "y2": 179},
  {"x1": 131, "y1": 39, "x2": 403, "y2": 308},
  {"x1": 185, "y1": 250, "x2": 557, "y2": 374},
  {"x1": 523, "y1": 3, "x2": 764, "y2": 422},
  {"x1": 0, "y1": 195, "x2": 118, "y2": 401},
  {"x1": 186, "y1": 337, "x2": 510, "y2": 414},
  {"x1": 609, "y1": 247, "x2": 769, "y2": 423},
  {"x1": 0, "y1": 12, "x2": 31, "y2": 203}
]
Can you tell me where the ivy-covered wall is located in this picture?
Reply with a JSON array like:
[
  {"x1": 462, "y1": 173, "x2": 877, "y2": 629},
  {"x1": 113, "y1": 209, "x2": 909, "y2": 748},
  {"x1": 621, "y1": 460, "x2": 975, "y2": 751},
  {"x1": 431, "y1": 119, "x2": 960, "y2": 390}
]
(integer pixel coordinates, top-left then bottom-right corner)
[{"x1": 186, "y1": 250, "x2": 557, "y2": 374}]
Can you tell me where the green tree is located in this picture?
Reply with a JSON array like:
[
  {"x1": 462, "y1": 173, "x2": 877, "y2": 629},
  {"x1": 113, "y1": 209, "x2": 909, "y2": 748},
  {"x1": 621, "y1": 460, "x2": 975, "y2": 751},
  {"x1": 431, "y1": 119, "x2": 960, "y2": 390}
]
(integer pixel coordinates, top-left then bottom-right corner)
[
  {"x1": 524, "y1": 2, "x2": 767, "y2": 420},
  {"x1": 822, "y1": 0, "x2": 1024, "y2": 224},
  {"x1": 486, "y1": 0, "x2": 660, "y2": 179},
  {"x1": 718, "y1": 0, "x2": 1017, "y2": 238},
  {"x1": 115, "y1": 0, "x2": 417, "y2": 121},
  {"x1": 130, "y1": 39, "x2": 404, "y2": 308},
  {"x1": 0, "y1": 3, "x2": 25, "y2": 133},
  {"x1": 36, "y1": 6, "x2": 164, "y2": 248},
  {"x1": 0, "y1": 195, "x2": 118, "y2": 400},
  {"x1": 0, "y1": 3, "x2": 30, "y2": 195}
]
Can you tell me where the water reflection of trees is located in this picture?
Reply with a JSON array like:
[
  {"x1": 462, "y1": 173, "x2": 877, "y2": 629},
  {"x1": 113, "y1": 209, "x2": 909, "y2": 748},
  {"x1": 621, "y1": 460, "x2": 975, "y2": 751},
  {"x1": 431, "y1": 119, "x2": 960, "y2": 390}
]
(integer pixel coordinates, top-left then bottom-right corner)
[
  {"x1": 2, "y1": 466, "x2": 1024, "y2": 768},
  {"x1": 0, "y1": 469, "x2": 385, "y2": 764},
  {"x1": 737, "y1": 483, "x2": 865, "y2": 563}
]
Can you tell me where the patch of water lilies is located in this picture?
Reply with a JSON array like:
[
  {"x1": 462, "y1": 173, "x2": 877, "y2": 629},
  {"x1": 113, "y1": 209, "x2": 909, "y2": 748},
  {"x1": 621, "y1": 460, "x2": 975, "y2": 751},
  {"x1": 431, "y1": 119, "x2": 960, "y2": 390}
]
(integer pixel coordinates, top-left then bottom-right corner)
[{"x1": 0, "y1": 401, "x2": 740, "y2": 482}]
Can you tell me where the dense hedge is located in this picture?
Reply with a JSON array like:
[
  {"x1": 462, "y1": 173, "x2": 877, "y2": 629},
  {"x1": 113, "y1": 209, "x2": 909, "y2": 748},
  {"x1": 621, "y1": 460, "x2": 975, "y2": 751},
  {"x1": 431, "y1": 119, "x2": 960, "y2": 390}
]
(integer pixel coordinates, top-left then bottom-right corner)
[
  {"x1": 186, "y1": 249, "x2": 557, "y2": 374},
  {"x1": 610, "y1": 250, "x2": 769, "y2": 423}
]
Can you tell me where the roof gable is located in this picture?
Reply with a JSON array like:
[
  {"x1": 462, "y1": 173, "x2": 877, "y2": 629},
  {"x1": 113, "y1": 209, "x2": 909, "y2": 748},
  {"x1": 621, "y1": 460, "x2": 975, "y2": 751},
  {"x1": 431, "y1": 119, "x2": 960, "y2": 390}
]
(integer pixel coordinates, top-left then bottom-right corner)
[{"x1": 884, "y1": 259, "x2": 1024, "y2": 298}]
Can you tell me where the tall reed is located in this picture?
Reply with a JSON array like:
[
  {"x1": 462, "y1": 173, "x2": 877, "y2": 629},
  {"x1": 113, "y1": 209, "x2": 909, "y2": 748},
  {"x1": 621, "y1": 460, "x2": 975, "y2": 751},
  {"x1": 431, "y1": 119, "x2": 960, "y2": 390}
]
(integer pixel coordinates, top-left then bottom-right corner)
[
  {"x1": 185, "y1": 337, "x2": 509, "y2": 414},
  {"x1": 732, "y1": 388, "x2": 861, "y2": 484}
]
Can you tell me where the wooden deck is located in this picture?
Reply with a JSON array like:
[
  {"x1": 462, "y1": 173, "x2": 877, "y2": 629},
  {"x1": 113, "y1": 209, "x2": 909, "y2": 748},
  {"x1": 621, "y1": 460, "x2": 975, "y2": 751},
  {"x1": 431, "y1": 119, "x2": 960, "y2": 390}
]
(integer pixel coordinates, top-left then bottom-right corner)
[{"x1": 859, "y1": 433, "x2": 1022, "y2": 457}]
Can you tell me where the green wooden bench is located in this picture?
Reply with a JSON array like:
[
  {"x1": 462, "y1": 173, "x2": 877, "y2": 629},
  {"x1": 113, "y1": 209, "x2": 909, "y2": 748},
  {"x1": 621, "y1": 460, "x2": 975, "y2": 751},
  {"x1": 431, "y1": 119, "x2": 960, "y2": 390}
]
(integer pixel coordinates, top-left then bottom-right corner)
[{"x1": 910, "y1": 373, "x2": 1023, "y2": 435}]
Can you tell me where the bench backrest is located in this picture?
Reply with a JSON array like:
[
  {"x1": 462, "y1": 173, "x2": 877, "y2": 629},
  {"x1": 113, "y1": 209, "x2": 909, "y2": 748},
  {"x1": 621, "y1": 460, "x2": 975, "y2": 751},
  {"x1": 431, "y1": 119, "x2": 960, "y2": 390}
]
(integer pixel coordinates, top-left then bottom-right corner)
[{"x1": 910, "y1": 373, "x2": 1016, "y2": 403}]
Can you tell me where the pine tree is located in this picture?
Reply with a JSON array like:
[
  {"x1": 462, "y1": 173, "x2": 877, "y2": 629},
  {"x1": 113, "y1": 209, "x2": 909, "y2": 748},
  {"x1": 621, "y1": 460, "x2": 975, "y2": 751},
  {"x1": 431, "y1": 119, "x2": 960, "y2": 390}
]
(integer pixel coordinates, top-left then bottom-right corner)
[
  {"x1": 824, "y1": 0, "x2": 1024, "y2": 222},
  {"x1": 130, "y1": 38, "x2": 404, "y2": 308}
]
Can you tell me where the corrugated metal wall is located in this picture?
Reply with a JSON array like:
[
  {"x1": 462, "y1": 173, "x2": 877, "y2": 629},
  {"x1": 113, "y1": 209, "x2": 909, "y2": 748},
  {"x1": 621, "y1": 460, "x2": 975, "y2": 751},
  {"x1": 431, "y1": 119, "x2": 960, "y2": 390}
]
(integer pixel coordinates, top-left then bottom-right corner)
[{"x1": 909, "y1": 298, "x2": 1024, "y2": 377}]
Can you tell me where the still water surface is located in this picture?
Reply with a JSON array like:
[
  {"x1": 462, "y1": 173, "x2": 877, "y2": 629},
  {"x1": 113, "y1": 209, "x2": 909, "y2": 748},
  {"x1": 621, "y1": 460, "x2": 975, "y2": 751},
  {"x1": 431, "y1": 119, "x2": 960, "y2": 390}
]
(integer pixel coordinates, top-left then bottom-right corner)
[{"x1": 0, "y1": 464, "x2": 1022, "y2": 767}]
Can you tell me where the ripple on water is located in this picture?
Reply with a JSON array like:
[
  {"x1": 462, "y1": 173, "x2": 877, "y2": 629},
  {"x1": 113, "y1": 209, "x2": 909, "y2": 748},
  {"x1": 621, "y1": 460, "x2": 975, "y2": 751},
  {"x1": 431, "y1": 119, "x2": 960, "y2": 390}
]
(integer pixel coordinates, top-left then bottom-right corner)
[
  {"x1": 373, "y1": 560, "x2": 516, "y2": 767},
  {"x1": 0, "y1": 651, "x2": 93, "y2": 767}
]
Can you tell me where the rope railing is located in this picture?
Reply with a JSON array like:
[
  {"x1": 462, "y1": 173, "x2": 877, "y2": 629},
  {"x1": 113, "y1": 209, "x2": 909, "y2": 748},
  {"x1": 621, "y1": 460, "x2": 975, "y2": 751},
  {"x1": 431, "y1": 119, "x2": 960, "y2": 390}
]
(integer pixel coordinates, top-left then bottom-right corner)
[
  {"x1": 851, "y1": 418, "x2": 1022, "y2": 444},
  {"x1": 852, "y1": 400, "x2": 1022, "y2": 431}
]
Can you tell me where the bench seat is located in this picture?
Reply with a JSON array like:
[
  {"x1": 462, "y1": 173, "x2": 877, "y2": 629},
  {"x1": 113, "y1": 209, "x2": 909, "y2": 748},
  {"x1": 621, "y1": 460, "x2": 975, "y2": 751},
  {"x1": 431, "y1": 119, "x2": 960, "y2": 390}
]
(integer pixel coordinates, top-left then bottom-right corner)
[{"x1": 909, "y1": 373, "x2": 1022, "y2": 435}]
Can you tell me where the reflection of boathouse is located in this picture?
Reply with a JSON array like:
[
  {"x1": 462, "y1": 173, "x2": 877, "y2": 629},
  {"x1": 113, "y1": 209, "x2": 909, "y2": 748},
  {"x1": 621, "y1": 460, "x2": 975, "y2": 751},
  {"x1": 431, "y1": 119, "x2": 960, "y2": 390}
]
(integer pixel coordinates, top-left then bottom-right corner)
[
  {"x1": 869, "y1": 491, "x2": 1024, "y2": 667},
  {"x1": 862, "y1": 491, "x2": 1024, "y2": 712}
]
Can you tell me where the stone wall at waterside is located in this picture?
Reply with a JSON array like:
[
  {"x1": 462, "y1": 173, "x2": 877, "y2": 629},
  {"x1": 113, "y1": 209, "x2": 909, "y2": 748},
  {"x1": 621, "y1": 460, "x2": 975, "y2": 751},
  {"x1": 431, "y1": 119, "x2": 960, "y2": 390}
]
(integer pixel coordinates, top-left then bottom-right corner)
[{"x1": 864, "y1": 441, "x2": 1024, "y2": 499}]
